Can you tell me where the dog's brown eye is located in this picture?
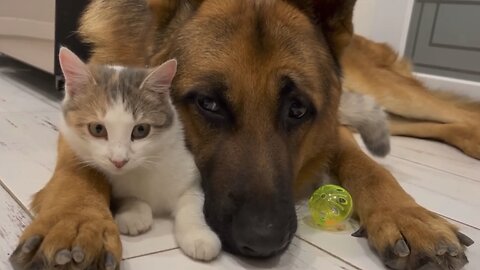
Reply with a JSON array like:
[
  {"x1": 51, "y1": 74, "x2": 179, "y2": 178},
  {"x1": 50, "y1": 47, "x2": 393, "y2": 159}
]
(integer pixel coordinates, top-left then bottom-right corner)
[
  {"x1": 197, "y1": 96, "x2": 220, "y2": 113},
  {"x1": 193, "y1": 93, "x2": 230, "y2": 124},
  {"x1": 88, "y1": 123, "x2": 108, "y2": 139},
  {"x1": 132, "y1": 124, "x2": 151, "y2": 140},
  {"x1": 288, "y1": 100, "x2": 307, "y2": 119}
]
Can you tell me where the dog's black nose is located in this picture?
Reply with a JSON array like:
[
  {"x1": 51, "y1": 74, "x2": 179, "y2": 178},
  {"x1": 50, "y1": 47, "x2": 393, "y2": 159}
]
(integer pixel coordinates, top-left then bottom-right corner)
[
  {"x1": 231, "y1": 202, "x2": 296, "y2": 257},
  {"x1": 234, "y1": 223, "x2": 291, "y2": 257}
]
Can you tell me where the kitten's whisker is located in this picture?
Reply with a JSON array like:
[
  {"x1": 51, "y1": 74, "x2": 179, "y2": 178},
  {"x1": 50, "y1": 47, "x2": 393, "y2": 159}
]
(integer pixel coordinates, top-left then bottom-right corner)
[
  {"x1": 76, "y1": 160, "x2": 95, "y2": 169},
  {"x1": 77, "y1": 163, "x2": 93, "y2": 170},
  {"x1": 142, "y1": 156, "x2": 164, "y2": 161},
  {"x1": 139, "y1": 159, "x2": 161, "y2": 169}
]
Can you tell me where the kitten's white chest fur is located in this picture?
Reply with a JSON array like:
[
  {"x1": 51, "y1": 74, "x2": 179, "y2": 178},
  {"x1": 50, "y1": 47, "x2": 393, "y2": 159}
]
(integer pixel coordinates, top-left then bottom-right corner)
[{"x1": 111, "y1": 136, "x2": 198, "y2": 216}]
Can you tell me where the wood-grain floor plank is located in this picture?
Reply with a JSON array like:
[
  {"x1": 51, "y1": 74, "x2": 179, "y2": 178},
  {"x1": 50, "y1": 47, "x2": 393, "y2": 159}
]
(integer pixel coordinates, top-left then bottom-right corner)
[{"x1": 0, "y1": 183, "x2": 31, "y2": 270}]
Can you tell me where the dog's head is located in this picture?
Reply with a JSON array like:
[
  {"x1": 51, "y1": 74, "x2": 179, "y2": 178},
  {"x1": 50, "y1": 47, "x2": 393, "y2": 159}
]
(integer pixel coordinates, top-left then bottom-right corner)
[{"x1": 164, "y1": 0, "x2": 356, "y2": 257}]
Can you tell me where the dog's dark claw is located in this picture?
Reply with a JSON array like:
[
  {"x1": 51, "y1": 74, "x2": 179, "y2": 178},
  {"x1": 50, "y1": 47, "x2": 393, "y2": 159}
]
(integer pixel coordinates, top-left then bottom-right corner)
[
  {"x1": 417, "y1": 262, "x2": 440, "y2": 270},
  {"x1": 435, "y1": 242, "x2": 448, "y2": 255},
  {"x1": 455, "y1": 253, "x2": 469, "y2": 269},
  {"x1": 381, "y1": 241, "x2": 409, "y2": 270},
  {"x1": 105, "y1": 251, "x2": 117, "y2": 270},
  {"x1": 27, "y1": 255, "x2": 48, "y2": 270},
  {"x1": 384, "y1": 257, "x2": 407, "y2": 270},
  {"x1": 351, "y1": 227, "x2": 367, "y2": 238},
  {"x1": 55, "y1": 249, "x2": 72, "y2": 265},
  {"x1": 72, "y1": 246, "x2": 85, "y2": 263},
  {"x1": 22, "y1": 235, "x2": 43, "y2": 254},
  {"x1": 10, "y1": 235, "x2": 44, "y2": 269},
  {"x1": 448, "y1": 246, "x2": 459, "y2": 256},
  {"x1": 393, "y1": 239, "x2": 410, "y2": 257},
  {"x1": 457, "y1": 232, "x2": 474, "y2": 247}
]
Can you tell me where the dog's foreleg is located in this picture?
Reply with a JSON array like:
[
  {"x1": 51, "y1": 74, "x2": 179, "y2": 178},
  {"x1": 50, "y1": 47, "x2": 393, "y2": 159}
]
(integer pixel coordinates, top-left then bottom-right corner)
[
  {"x1": 10, "y1": 136, "x2": 122, "y2": 270},
  {"x1": 329, "y1": 127, "x2": 473, "y2": 270}
]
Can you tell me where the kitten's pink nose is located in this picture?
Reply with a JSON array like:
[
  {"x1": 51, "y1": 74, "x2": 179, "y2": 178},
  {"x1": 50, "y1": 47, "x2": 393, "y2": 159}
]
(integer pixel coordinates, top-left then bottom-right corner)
[{"x1": 110, "y1": 159, "x2": 129, "y2": 169}]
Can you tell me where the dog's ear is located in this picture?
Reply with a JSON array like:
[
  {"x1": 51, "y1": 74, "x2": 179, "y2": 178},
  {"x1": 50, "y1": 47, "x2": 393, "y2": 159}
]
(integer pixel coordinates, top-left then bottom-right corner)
[{"x1": 288, "y1": 0, "x2": 356, "y2": 57}]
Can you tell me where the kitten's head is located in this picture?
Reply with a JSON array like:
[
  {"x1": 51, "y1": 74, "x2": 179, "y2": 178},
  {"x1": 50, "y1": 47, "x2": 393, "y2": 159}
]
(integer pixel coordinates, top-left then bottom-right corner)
[{"x1": 59, "y1": 47, "x2": 178, "y2": 175}]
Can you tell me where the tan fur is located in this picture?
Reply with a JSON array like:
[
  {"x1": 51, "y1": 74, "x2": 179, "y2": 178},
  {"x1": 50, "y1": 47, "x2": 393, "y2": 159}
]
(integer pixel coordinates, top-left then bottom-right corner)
[
  {"x1": 11, "y1": 1, "x2": 472, "y2": 269},
  {"x1": 17, "y1": 136, "x2": 122, "y2": 268},
  {"x1": 342, "y1": 35, "x2": 480, "y2": 159}
]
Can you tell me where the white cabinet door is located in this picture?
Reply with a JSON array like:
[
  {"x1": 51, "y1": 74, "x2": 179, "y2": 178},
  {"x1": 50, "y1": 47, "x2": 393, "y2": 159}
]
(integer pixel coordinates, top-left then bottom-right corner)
[{"x1": 0, "y1": 0, "x2": 55, "y2": 73}]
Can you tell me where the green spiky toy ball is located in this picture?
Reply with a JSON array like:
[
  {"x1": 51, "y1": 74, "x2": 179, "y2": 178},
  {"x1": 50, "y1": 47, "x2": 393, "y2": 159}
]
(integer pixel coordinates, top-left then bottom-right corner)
[{"x1": 308, "y1": 184, "x2": 353, "y2": 230}]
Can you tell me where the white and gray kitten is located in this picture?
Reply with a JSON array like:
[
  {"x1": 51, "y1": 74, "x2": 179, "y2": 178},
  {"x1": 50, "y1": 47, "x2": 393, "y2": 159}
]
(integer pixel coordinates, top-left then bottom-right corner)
[{"x1": 58, "y1": 47, "x2": 221, "y2": 261}]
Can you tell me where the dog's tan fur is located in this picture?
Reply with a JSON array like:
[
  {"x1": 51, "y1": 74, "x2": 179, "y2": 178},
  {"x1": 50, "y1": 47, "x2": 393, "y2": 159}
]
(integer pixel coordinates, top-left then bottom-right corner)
[
  {"x1": 11, "y1": 1, "x2": 473, "y2": 270},
  {"x1": 15, "y1": 137, "x2": 122, "y2": 269},
  {"x1": 342, "y1": 35, "x2": 480, "y2": 159}
]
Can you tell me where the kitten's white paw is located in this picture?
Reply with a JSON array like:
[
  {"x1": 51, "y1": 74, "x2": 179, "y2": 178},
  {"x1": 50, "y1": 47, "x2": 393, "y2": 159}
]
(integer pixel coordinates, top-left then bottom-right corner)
[
  {"x1": 115, "y1": 205, "x2": 153, "y2": 236},
  {"x1": 176, "y1": 228, "x2": 221, "y2": 261}
]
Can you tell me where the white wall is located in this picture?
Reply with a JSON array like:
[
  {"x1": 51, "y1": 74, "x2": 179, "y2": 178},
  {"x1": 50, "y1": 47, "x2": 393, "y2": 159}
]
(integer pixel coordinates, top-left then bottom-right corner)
[
  {"x1": 352, "y1": 1, "x2": 377, "y2": 40},
  {"x1": 353, "y1": 0, "x2": 414, "y2": 55}
]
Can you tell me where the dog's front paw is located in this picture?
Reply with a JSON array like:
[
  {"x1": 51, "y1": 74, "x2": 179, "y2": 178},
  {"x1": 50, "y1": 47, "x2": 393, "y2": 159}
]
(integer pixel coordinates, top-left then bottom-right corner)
[
  {"x1": 176, "y1": 228, "x2": 221, "y2": 261},
  {"x1": 115, "y1": 203, "x2": 153, "y2": 236},
  {"x1": 10, "y1": 213, "x2": 121, "y2": 270},
  {"x1": 361, "y1": 205, "x2": 474, "y2": 270}
]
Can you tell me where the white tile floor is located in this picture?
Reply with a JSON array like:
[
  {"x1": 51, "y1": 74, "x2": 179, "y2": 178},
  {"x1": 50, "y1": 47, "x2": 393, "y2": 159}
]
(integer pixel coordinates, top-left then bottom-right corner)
[{"x1": 0, "y1": 55, "x2": 479, "y2": 269}]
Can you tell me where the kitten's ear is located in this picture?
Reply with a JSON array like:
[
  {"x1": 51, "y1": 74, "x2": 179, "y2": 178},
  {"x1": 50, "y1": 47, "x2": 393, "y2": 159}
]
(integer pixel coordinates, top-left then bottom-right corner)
[
  {"x1": 58, "y1": 47, "x2": 94, "y2": 99},
  {"x1": 140, "y1": 59, "x2": 177, "y2": 93}
]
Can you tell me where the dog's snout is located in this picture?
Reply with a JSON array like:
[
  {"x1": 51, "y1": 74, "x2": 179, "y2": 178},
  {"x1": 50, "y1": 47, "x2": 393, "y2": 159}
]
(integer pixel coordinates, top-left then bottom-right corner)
[
  {"x1": 200, "y1": 133, "x2": 296, "y2": 257},
  {"x1": 234, "y1": 222, "x2": 291, "y2": 257},
  {"x1": 231, "y1": 201, "x2": 296, "y2": 257}
]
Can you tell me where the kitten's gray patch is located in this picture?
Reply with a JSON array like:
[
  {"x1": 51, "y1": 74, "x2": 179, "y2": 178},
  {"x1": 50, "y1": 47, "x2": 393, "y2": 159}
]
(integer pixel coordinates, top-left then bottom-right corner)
[
  {"x1": 339, "y1": 91, "x2": 390, "y2": 157},
  {"x1": 63, "y1": 65, "x2": 174, "y2": 129}
]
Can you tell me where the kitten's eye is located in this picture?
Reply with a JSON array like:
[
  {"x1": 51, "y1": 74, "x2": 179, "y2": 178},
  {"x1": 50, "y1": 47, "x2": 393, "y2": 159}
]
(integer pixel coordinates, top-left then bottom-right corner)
[
  {"x1": 88, "y1": 123, "x2": 108, "y2": 139},
  {"x1": 288, "y1": 99, "x2": 308, "y2": 119},
  {"x1": 196, "y1": 95, "x2": 220, "y2": 113},
  {"x1": 132, "y1": 124, "x2": 151, "y2": 140}
]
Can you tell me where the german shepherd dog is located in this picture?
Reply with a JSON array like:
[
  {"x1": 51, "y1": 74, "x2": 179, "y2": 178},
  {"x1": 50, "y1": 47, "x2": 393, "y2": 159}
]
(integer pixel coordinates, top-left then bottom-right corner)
[{"x1": 10, "y1": 0, "x2": 474, "y2": 269}]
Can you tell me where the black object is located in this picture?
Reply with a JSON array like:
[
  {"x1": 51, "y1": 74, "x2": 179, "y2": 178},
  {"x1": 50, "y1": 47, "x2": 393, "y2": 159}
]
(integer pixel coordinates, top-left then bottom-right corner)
[{"x1": 54, "y1": 0, "x2": 90, "y2": 90}]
